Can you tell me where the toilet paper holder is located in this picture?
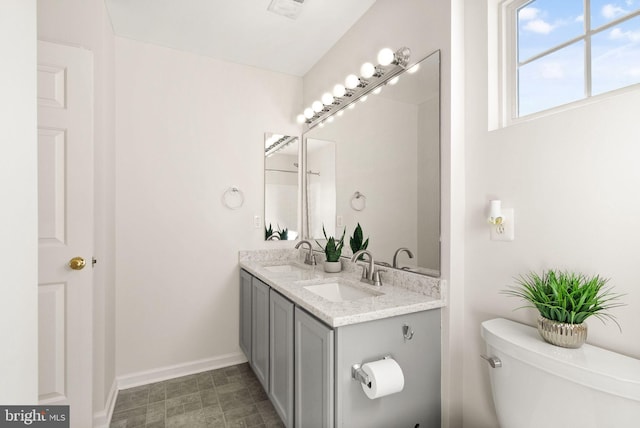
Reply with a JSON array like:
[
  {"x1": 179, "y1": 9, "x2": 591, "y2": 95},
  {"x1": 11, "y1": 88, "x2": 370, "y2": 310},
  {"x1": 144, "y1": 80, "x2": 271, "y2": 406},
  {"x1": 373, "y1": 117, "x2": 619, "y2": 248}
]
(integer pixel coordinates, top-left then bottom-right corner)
[{"x1": 351, "y1": 354, "x2": 392, "y2": 388}]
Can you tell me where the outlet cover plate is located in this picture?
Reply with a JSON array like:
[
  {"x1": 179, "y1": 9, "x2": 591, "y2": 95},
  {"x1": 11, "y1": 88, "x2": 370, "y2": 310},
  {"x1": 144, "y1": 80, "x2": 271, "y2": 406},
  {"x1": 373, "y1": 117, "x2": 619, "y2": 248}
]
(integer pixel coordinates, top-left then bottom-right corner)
[{"x1": 490, "y1": 208, "x2": 514, "y2": 241}]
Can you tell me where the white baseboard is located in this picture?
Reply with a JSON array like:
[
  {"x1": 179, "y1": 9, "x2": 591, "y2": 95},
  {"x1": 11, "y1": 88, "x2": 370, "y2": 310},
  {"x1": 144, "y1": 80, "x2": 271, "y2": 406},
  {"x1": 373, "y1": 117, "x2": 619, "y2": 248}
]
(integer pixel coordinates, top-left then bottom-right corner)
[
  {"x1": 116, "y1": 352, "x2": 248, "y2": 391},
  {"x1": 92, "y1": 379, "x2": 118, "y2": 428},
  {"x1": 93, "y1": 352, "x2": 247, "y2": 426}
]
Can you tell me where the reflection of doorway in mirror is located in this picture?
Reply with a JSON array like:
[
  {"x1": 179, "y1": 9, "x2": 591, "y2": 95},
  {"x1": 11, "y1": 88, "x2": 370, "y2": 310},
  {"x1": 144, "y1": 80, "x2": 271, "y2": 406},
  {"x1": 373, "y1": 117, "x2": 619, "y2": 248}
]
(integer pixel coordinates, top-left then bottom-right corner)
[
  {"x1": 264, "y1": 134, "x2": 299, "y2": 240},
  {"x1": 306, "y1": 139, "x2": 336, "y2": 240}
]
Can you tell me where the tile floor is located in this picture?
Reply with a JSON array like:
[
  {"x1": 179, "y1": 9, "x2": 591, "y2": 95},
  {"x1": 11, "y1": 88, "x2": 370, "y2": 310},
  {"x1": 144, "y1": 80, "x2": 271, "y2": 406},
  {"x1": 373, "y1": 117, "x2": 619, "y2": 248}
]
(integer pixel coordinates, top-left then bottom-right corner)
[{"x1": 109, "y1": 363, "x2": 285, "y2": 428}]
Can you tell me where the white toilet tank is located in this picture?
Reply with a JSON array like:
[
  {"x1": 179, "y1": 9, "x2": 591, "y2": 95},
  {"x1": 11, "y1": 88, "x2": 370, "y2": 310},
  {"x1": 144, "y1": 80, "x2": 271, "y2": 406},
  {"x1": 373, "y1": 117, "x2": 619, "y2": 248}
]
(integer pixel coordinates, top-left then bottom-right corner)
[{"x1": 481, "y1": 318, "x2": 640, "y2": 428}]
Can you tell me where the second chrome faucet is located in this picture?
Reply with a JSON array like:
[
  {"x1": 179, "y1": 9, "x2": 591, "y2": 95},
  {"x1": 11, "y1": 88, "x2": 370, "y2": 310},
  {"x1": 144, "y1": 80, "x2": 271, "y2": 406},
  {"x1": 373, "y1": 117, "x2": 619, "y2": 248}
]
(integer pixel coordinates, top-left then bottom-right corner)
[
  {"x1": 351, "y1": 250, "x2": 385, "y2": 286},
  {"x1": 295, "y1": 240, "x2": 317, "y2": 265},
  {"x1": 393, "y1": 247, "x2": 414, "y2": 269}
]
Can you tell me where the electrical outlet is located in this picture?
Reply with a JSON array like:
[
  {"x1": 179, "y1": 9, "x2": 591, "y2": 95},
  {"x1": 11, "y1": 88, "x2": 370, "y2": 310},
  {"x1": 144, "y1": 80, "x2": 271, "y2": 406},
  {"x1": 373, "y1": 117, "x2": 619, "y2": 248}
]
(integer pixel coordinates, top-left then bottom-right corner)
[
  {"x1": 336, "y1": 215, "x2": 343, "y2": 228},
  {"x1": 490, "y1": 208, "x2": 514, "y2": 241},
  {"x1": 254, "y1": 215, "x2": 261, "y2": 229}
]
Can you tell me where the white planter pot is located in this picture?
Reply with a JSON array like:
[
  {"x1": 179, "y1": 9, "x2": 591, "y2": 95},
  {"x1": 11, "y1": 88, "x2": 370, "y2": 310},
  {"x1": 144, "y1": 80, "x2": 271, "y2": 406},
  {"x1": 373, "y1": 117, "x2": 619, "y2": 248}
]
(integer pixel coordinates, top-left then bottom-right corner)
[{"x1": 323, "y1": 261, "x2": 342, "y2": 273}]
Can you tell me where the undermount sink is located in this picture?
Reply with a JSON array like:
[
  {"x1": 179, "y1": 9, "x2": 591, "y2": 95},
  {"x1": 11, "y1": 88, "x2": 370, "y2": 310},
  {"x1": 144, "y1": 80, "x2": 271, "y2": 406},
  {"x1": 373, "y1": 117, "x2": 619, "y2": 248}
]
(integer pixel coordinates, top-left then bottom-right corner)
[{"x1": 304, "y1": 282, "x2": 381, "y2": 302}]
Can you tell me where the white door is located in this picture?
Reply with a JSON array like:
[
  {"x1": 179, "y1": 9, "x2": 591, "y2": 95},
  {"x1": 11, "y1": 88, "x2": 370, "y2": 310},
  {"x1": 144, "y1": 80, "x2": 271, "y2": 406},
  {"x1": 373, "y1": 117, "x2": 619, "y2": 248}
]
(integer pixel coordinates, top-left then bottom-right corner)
[{"x1": 37, "y1": 40, "x2": 93, "y2": 427}]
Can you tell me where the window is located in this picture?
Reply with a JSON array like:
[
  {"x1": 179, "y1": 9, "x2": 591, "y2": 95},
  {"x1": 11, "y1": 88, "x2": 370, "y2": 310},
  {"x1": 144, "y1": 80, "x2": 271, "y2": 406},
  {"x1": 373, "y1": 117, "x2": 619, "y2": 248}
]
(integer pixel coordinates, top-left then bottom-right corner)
[{"x1": 503, "y1": 0, "x2": 640, "y2": 120}]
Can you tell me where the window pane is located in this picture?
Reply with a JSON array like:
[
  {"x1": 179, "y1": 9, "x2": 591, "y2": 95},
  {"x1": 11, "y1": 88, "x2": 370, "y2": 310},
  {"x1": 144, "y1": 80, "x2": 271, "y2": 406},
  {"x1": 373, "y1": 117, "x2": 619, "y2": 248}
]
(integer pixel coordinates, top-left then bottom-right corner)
[
  {"x1": 591, "y1": 0, "x2": 640, "y2": 30},
  {"x1": 518, "y1": 0, "x2": 584, "y2": 63},
  {"x1": 592, "y1": 15, "x2": 640, "y2": 95},
  {"x1": 518, "y1": 41, "x2": 585, "y2": 116}
]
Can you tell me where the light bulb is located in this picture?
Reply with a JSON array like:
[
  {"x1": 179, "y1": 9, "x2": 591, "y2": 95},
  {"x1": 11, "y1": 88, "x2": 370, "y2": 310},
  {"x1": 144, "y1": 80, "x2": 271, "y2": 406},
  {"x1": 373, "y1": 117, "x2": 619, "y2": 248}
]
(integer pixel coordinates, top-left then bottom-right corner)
[
  {"x1": 388, "y1": 76, "x2": 400, "y2": 85},
  {"x1": 348, "y1": 103, "x2": 356, "y2": 110},
  {"x1": 407, "y1": 63, "x2": 420, "y2": 74},
  {"x1": 360, "y1": 62, "x2": 375, "y2": 79},
  {"x1": 360, "y1": 95, "x2": 368, "y2": 103},
  {"x1": 296, "y1": 114, "x2": 306, "y2": 124},
  {"x1": 304, "y1": 108, "x2": 314, "y2": 119},
  {"x1": 488, "y1": 200, "x2": 503, "y2": 224},
  {"x1": 321, "y1": 92, "x2": 334, "y2": 105},
  {"x1": 333, "y1": 84, "x2": 346, "y2": 97},
  {"x1": 377, "y1": 48, "x2": 395, "y2": 66},
  {"x1": 319, "y1": 122, "x2": 325, "y2": 128},
  {"x1": 312, "y1": 100, "x2": 323, "y2": 113},
  {"x1": 373, "y1": 87, "x2": 382, "y2": 95},
  {"x1": 337, "y1": 110, "x2": 344, "y2": 117},
  {"x1": 327, "y1": 116, "x2": 334, "y2": 123},
  {"x1": 345, "y1": 74, "x2": 360, "y2": 89}
]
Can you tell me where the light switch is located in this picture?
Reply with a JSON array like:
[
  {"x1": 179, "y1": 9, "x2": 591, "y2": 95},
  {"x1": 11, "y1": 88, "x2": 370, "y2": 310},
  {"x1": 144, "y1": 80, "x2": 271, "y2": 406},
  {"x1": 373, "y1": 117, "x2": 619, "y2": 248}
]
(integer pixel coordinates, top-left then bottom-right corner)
[
  {"x1": 254, "y1": 215, "x2": 261, "y2": 229},
  {"x1": 336, "y1": 215, "x2": 343, "y2": 228}
]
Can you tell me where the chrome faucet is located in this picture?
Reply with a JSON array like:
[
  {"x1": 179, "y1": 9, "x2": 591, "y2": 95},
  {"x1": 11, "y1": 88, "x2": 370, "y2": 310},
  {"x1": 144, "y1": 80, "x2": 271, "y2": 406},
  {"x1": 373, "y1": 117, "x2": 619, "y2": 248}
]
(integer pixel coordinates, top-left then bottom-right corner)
[
  {"x1": 351, "y1": 250, "x2": 385, "y2": 286},
  {"x1": 295, "y1": 240, "x2": 317, "y2": 265},
  {"x1": 393, "y1": 247, "x2": 414, "y2": 269},
  {"x1": 267, "y1": 233, "x2": 280, "y2": 241}
]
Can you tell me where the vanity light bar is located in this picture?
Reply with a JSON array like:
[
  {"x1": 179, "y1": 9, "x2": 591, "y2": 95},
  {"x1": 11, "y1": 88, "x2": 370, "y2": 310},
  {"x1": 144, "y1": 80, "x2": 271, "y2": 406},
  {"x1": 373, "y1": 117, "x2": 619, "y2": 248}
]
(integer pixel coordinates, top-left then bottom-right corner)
[
  {"x1": 265, "y1": 135, "x2": 298, "y2": 157},
  {"x1": 299, "y1": 47, "x2": 411, "y2": 130}
]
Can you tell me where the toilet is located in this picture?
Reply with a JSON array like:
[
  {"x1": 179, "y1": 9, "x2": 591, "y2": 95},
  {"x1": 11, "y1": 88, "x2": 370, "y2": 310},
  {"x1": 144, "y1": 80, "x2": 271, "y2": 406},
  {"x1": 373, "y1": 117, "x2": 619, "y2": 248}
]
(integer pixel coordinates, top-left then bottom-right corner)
[{"x1": 481, "y1": 318, "x2": 640, "y2": 428}]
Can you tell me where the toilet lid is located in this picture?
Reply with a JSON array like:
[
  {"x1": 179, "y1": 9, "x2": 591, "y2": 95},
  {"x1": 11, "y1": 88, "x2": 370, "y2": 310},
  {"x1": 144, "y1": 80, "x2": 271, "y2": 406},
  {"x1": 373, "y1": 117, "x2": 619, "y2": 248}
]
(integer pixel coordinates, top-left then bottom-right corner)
[{"x1": 481, "y1": 318, "x2": 640, "y2": 401}]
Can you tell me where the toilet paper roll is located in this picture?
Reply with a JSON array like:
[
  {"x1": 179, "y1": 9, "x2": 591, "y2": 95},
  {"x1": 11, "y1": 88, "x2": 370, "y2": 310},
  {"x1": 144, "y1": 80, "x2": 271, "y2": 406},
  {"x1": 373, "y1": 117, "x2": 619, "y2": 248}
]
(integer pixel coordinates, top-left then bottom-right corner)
[{"x1": 360, "y1": 357, "x2": 405, "y2": 399}]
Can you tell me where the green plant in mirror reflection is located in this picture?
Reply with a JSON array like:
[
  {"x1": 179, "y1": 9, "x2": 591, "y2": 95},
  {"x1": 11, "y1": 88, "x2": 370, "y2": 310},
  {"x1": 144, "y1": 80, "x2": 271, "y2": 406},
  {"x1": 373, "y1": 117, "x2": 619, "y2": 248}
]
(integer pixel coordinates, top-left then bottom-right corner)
[
  {"x1": 278, "y1": 226, "x2": 288, "y2": 240},
  {"x1": 265, "y1": 224, "x2": 274, "y2": 240},
  {"x1": 265, "y1": 223, "x2": 289, "y2": 240}
]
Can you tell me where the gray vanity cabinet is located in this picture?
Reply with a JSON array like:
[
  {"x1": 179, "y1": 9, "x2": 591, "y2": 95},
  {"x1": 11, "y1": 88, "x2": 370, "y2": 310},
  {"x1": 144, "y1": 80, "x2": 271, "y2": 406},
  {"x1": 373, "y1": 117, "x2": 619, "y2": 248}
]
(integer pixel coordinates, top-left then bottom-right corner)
[
  {"x1": 334, "y1": 309, "x2": 441, "y2": 428},
  {"x1": 239, "y1": 269, "x2": 252, "y2": 361},
  {"x1": 294, "y1": 307, "x2": 334, "y2": 428},
  {"x1": 269, "y1": 290, "x2": 294, "y2": 428},
  {"x1": 240, "y1": 269, "x2": 441, "y2": 428},
  {"x1": 251, "y1": 277, "x2": 270, "y2": 392}
]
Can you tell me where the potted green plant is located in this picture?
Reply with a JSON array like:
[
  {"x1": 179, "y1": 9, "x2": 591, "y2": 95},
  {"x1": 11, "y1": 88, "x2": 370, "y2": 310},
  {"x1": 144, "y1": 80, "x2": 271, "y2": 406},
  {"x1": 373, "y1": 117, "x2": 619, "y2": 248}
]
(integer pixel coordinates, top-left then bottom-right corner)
[
  {"x1": 503, "y1": 270, "x2": 624, "y2": 348},
  {"x1": 349, "y1": 223, "x2": 369, "y2": 261},
  {"x1": 316, "y1": 225, "x2": 346, "y2": 273}
]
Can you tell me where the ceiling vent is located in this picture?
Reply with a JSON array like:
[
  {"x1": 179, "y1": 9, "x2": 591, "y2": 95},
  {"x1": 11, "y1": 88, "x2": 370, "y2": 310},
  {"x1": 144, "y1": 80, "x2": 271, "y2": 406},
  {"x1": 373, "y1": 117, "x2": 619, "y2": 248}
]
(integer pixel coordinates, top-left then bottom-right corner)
[{"x1": 267, "y1": 0, "x2": 305, "y2": 20}]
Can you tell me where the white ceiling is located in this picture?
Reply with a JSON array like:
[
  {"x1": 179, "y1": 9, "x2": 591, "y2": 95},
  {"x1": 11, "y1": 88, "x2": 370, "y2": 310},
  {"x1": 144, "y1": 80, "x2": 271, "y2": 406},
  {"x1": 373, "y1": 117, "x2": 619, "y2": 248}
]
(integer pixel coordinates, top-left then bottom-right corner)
[{"x1": 105, "y1": 0, "x2": 378, "y2": 77}]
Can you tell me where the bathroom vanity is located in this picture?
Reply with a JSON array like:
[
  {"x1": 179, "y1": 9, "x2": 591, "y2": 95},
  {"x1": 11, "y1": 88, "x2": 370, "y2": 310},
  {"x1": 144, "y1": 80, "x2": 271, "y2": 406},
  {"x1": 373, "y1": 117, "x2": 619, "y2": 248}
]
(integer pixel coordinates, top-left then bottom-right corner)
[{"x1": 239, "y1": 249, "x2": 444, "y2": 428}]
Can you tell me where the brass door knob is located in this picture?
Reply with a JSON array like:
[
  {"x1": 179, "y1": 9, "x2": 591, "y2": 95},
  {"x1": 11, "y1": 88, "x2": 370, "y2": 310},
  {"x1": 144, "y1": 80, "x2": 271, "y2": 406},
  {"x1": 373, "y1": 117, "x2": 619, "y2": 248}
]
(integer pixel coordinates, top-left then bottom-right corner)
[{"x1": 69, "y1": 256, "x2": 86, "y2": 270}]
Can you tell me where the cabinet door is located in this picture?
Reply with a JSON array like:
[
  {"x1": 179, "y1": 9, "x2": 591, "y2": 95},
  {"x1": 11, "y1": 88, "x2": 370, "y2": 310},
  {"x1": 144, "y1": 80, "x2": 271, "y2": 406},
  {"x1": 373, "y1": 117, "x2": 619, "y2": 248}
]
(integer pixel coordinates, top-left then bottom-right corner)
[
  {"x1": 251, "y1": 278, "x2": 270, "y2": 392},
  {"x1": 334, "y1": 309, "x2": 441, "y2": 428},
  {"x1": 270, "y1": 290, "x2": 294, "y2": 428},
  {"x1": 295, "y1": 307, "x2": 334, "y2": 428},
  {"x1": 239, "y1": 269, "x2": 252, "y2": 361}
]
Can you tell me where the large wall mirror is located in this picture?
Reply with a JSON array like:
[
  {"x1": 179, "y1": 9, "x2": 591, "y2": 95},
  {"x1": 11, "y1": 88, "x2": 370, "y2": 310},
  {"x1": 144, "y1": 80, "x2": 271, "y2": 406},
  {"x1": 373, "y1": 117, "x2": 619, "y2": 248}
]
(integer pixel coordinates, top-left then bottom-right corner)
[
  {"x1": 264, "y1": 133, "x2": 299, "y2": 241},
  {"x1": 302, "y1": 50, "x2": 441, "y2": 276}
]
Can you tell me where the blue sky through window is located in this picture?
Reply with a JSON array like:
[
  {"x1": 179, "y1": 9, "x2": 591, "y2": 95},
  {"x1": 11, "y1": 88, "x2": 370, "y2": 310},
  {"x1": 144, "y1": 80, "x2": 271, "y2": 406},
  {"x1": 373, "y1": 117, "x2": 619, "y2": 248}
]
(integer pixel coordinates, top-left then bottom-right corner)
[
  {"x1": 516, "y1": 0, "x2": 640, "y2": 116},
  {"x1": 591, "y1": 0, "x2": 640, "y2": 28},
  {"x1": 592, "y1": 14, "x2": 640, "y2": 94},
  {"x1": 517, "y1": 0, "x2": 583, "y2": 63},
  {"x1": 518, "y1": 41, "x2": 584, "y2": 116}
]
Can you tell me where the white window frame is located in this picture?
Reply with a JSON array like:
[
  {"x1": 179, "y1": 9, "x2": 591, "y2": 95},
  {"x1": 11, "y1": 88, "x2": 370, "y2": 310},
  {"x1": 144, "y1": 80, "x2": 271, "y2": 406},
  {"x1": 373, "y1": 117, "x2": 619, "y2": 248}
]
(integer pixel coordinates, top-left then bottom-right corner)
[{"x1": 500, "y1": 0, "x2": 640, "y2": 126}]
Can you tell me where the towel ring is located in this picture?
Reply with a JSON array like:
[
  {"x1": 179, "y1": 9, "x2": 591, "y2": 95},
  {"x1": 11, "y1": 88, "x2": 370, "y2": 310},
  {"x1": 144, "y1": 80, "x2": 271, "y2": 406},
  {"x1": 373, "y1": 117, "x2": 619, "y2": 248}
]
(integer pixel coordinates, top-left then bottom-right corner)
[
  {"x1": 350, "y1": 191, "x2": 366, "y2": 211},
  {"x1": 222, "y1": 187, "x2": 244, "y2": 210}
]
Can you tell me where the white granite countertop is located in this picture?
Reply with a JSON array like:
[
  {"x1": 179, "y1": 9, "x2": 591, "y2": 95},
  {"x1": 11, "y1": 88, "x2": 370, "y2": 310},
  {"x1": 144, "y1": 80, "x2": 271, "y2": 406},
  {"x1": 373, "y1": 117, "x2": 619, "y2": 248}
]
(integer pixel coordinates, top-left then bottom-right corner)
[{"x1": 239, "y1": 249, "x2": 446, "y2": 328}]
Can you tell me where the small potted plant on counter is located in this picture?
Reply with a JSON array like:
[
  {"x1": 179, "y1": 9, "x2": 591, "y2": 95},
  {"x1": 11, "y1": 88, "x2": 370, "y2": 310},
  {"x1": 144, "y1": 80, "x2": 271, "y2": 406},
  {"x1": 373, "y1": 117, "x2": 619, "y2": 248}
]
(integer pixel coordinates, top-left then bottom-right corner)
[
  {"x1": 503, "y1": 269, "x2": 625, "y2": 348},
  {"x1": 349, "y1": 223, "x2": 369, "y2": 261},
  {"x1": 316, "y1": 225, "x2": 346, "y2": 273}
]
